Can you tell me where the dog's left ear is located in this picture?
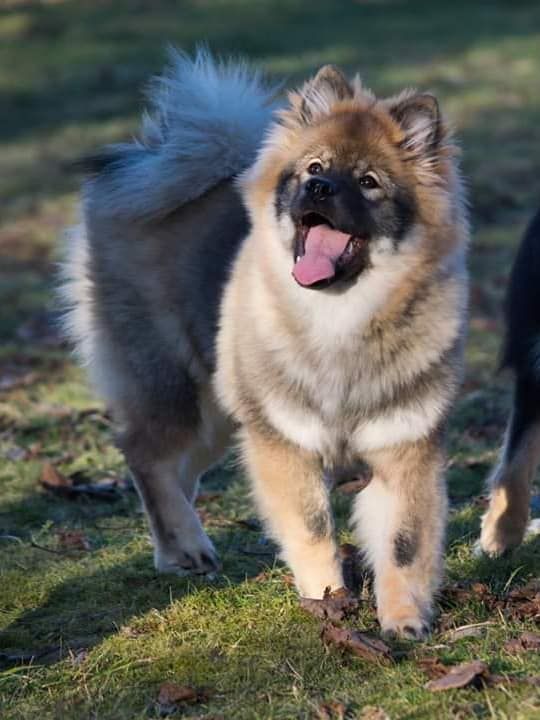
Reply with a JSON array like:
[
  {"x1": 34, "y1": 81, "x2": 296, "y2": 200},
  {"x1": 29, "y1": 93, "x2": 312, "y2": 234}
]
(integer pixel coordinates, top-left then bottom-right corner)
[
  {"x1": 288, "y1": 65, "x2": 353, "y2": 126},
  {"x1": 388, "y1": 92, "x2": 442, "y2": 153}
]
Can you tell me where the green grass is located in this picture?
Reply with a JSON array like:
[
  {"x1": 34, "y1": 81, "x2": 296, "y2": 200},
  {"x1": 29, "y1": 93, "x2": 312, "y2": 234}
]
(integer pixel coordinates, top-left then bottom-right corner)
[{"x1": 1, "y1": 1, "x2": 540, "y2": 717}]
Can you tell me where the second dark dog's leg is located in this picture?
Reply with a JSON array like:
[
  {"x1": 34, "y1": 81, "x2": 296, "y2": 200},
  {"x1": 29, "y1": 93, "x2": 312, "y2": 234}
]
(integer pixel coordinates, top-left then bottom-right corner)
[{"x1": 481, "y1": 375, "x2": 540, "y2": 556}]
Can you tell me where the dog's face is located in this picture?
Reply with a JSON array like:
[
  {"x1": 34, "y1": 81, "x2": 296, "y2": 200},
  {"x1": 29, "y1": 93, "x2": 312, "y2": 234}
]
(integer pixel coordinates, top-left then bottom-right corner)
[{"x1": 243, "y1": 66, "x2": 456, "y2": 290}]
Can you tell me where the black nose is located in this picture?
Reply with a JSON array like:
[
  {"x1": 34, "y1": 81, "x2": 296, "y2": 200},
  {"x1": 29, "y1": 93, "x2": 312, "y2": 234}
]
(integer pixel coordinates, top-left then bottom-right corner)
[{"x1": 305, "y1": 177, "x2": 337, "y2": 201}]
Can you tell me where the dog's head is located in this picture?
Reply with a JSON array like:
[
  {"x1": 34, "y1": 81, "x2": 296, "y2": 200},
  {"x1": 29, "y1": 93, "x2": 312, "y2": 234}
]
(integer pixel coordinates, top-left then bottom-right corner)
[{"x1": 241, "y1": 65, "x2": 461, "y2": 290}]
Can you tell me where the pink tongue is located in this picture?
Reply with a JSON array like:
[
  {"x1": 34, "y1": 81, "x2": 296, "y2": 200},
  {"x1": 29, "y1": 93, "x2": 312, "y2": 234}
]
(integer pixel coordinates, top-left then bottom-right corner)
[{"x1": 293, "y1": 225, "x2": 351, "y2": 287}]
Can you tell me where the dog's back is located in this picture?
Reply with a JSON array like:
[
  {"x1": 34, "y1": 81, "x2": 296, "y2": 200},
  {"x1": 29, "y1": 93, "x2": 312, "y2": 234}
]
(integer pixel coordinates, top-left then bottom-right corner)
[
  {"x1": 59, "y1": 51, "x2": 275, "y2": 574},
  {"x1": 481, "y1": 207, "x2": 540, "y2": 555}
]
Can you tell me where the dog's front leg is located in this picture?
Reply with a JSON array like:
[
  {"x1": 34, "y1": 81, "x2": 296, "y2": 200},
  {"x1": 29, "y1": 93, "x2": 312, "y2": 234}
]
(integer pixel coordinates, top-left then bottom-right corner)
[
  {"x1": 354, "y1": 438, "x2": 447, "y2": 640},
  {"x1": 241, "y1": 427, "x2": 343, "y2": 599}
]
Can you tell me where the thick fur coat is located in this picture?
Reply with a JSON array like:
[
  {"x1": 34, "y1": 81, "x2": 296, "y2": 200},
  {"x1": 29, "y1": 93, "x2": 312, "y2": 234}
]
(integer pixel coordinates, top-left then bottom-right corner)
[{"x1": 61, "y1": 51, "x2": 469, "y2": 639}]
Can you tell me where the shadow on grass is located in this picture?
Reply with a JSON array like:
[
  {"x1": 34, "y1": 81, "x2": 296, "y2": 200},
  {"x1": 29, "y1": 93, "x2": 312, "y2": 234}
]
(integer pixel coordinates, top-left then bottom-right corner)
[{"x1": 0, "y1": 517, "x2": 275, "y2": 668}]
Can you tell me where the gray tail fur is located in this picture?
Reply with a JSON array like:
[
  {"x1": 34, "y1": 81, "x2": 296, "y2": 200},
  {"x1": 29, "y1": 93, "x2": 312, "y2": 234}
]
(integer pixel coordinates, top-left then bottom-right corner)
[{"x1": 77, "y1": 48, "x2": 277, "y2": 222}]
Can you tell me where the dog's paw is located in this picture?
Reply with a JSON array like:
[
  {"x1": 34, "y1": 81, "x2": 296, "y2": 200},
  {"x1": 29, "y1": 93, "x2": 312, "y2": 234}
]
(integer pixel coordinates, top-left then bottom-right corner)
[
  {"x1": 380, "y1": 613, "x2": 430, "y2": 641},
  {"x1": 479, "y1": 508, "x2": 527, "y2": 557},
  {"x1": 154, "y1": 530, "x2": 220, "y2": 577}
]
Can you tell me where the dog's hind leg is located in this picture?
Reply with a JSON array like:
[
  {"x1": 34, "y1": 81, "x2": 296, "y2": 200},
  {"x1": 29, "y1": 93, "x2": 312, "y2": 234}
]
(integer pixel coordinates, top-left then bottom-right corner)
[
  {"x1": 120, "y1": 402, "x2": 231, "y2": 576},
  {"x1": 241, "y1": 427, "x2": 343, "y2": 599},
  {"x1": 481, "y1": 375, "x2": 540, "y2": 556}
]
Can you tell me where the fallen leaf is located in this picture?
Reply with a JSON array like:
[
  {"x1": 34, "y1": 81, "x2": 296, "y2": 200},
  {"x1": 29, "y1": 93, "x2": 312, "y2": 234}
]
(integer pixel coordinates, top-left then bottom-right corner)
[
  {"x1": 321, "y1": 624, "x2": 393, "y2": 664},
  {"x1": 425, "y1": 660, "x2": 490, "y2": 692},
  {"x1": 315, "y1": 700, "x2": 347, "y2": 719},
  {"x1": 502, "y1": 580, "x2": 540, "y2": 621},
  {"x1": 470, "y1": 582, "x2": 491, "y2": 596},
  {"x1": 485, "y1": 672, "x2": 540, "y2": 688},
  {"x1": 40, "y1": 465, "x2": 129, "y2": 501},
  {"x1": 56, "y1": 529, "x2": 91, "y2": 551},
  {"x1": 416, "y1": 656, "x2": 449, "y2": 680},
  {"x1": 440, "y1": 582, "x2": 494, "y2": 609},
  {"x1": 40, "y1": 462, "x2": 72, "y2": 490},
  {"x1": 300, "y1": 587, "x2": 359, "y2": 623},
  {"x1": 156, "y1": 682, "x2": 209, "y2": 715},
  {"x1": 158, "y1": 683, "x2": 200, "y2": 704},
  {"x1": 358, "y1": 707, "x2": 390, "y2": 720},
  {"x1": 504, "y1": 632, "x2": 540, "y2": 654}
]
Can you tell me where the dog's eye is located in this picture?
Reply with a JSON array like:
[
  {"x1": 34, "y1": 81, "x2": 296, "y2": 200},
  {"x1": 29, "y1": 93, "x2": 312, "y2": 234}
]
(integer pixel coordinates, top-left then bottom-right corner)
[
  {"x1": 359, "y1": 174, "x2": 379, "y2": 190},
  {"x1": 307, "y1": 161, "x2": 323, "y2": 175}
]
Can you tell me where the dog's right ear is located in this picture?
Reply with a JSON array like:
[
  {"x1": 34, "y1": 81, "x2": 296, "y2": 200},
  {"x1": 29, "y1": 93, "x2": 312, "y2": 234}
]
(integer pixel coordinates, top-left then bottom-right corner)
[{"x1": 283, "y1": 65, "x2": 353, "y2": 127}]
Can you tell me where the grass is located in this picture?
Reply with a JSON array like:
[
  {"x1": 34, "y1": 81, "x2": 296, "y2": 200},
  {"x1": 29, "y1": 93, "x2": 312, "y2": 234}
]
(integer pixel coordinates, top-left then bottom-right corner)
[{"x1": 1, "y1": 1, "x2": 540, "y2": 717}]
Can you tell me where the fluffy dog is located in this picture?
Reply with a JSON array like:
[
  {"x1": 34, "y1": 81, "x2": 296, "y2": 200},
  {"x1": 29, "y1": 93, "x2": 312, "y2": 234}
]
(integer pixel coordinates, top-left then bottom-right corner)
[
  {"x1": 481, "y1": 208, "x2": 540, "y2": 556},
  {"x1": 61, "y1": 51, "x2": 469, "y2": 639}
]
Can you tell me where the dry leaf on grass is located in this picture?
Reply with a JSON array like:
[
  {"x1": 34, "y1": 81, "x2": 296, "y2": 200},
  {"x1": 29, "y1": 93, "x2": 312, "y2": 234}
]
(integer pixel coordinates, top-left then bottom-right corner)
[
  {"x1": 416, "y1": 656, "x2": 449, "y2": 680},
  {"x1": 504, "y1": 580, "x2": 540, "y2": 621},
  {"x1": 40, "y1": 463, "x2": 130, "y2": 501},
  {"x1": 441, "y1": 580, "x2": 540, "y2": 622},
  {"x1": 315, "y1": 700, "x2": 347, "y2": 719},
  {"x1": 441, "y1": 582, "x2": 492, "y2": 607},
  {"x1": 56, "y1": 530, "x2": 91, "y2": 551},
  {"x1": 40, "y1": 462, "x2": 72, "y2": 490},
  {"x1": 300, "y1": 587, "x2": 359, "y2": 623},
  {"x1": 156, "y1": 682, "x2": 210, "y2": 715},
  {"x1": 321, "y1": 624, "x2": 393, "y2": 664},
  {"x1": 425, "y1": 660, "x2": 490, "y2": 692},
  {"x1": 358, "y1": 707, "x2": 390, "y2": 720},
  {"x1": 504, "y1": 632, "x2": 540, "y2": 654}
]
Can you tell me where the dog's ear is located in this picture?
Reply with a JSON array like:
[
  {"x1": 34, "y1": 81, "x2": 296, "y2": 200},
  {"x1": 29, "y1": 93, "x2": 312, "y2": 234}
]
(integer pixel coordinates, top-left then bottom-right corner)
[
  {"x1": 286, "y1": 65, "x2": 353, "y2": 126},
  {"x1": 387, "y1": 92, "x2": 442, "y2": 154}
]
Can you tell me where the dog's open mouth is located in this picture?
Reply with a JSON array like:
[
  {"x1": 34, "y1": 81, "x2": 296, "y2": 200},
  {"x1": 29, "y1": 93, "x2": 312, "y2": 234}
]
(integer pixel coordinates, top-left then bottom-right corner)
[{"x1": 292, "y1": 212, "x2": 368, "y2": 288}]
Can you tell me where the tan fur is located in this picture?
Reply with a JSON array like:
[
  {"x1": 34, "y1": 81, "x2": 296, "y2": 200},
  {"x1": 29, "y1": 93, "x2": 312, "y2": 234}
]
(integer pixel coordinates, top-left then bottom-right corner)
[
  {"x1": 356, "y1": 438, "x2": 447, "y2": 637},
  {"x1": 481, "y1": 421, "x2": 540, "y2": 555},
  {"x1": 215, "y1": 66, "x2": 468, "y2": 637},
  {"x1": 241, "y1": 427, "x2": 343, "y2": 598}
]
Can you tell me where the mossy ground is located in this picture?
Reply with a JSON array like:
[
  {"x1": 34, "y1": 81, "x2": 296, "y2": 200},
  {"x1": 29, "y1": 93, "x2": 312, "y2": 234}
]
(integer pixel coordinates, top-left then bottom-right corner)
[{"x1": 1, "y1": 1, "x2": 539, "y2": 718}]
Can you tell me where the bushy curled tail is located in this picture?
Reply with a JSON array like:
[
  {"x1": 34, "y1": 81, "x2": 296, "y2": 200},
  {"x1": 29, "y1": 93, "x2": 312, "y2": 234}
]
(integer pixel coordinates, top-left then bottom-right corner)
[{"x1": 79, "y1": 48, "x2": 277, "y2": 222}]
